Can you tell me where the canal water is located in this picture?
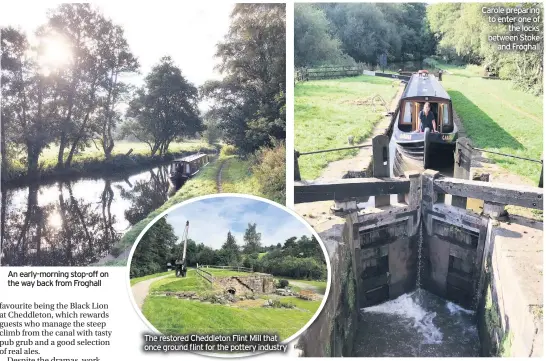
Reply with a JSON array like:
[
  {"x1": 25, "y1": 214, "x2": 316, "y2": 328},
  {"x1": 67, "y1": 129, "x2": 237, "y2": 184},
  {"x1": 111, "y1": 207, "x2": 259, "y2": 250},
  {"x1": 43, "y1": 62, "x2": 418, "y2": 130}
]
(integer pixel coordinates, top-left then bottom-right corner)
[
  {"x1": 355, "y1": 290, "x2": 480, "y2": 357},
  {"x1": 1, "y1": 164, "x2": 171, "y2": 266}
]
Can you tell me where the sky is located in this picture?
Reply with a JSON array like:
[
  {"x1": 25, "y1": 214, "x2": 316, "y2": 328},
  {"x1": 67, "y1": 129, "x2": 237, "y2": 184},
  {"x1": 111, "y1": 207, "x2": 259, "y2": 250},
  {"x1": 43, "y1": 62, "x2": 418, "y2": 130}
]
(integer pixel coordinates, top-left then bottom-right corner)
[
  {"x1": 0, "y1": 2, "x2": 234, "y2": 112},
  {"x1": 164, "y1": 197, "x2": 312, "y2": 250}
]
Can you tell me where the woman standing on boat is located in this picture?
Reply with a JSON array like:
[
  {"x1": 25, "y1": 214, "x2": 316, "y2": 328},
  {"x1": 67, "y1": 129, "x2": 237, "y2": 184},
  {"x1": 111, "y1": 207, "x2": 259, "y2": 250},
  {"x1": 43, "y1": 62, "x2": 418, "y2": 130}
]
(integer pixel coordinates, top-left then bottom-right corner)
[{"x1": 419, "y1": 102, "x2": 437, "y2": 132}]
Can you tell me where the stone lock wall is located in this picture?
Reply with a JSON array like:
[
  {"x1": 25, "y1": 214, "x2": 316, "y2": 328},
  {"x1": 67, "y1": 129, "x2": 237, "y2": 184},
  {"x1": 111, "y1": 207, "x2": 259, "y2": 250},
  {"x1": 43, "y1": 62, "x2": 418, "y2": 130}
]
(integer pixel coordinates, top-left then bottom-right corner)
[
  {"x1": 213, "y1": 274, "x2": 275, "y2": 294},
  {"x1": 298, "y1": 215, "x2": 358, "y2": 357}
]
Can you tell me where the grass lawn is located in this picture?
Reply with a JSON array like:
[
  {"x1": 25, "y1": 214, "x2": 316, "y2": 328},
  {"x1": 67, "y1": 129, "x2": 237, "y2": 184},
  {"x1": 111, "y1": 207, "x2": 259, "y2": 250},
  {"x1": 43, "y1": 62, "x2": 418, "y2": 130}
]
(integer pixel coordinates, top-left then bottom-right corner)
[
  {"x1": 204, "y1": 268, "x2": 256, "y2": 277},
  {"x1": 142, "y1": 271, "x2": 322, "y2": 340},
  {"x1": 130, "y1": 271, "x2": 173, "y2": 286},
  {"x1": 152, "y1": 270, "x2": 211, "y2": 293},
  {"x1": 295, "y1": 75, "x2": 399, "y2": 179},
  {"x1": 439, "y1": 62, "x2": 543, "y2": 183},
  {"x1": 275, "y1": 277, "x2": 328, "y2": 295},
  {"x1": 39, "y1": 140, "x2": 214, "y2": 165},
  {"x1": 142, "y1": 269, "x2": 323, "y2": 339},
  {"x1": 143, "y1": 296, "x2": 321, "y2": 339}
]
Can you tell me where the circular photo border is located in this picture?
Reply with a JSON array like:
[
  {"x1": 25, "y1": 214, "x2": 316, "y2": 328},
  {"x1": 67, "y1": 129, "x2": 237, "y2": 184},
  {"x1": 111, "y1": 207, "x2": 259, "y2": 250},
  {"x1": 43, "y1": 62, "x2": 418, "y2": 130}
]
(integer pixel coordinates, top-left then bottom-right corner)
[{"x1": 126, "y1": 193, "x2": 332, "y2": 358}]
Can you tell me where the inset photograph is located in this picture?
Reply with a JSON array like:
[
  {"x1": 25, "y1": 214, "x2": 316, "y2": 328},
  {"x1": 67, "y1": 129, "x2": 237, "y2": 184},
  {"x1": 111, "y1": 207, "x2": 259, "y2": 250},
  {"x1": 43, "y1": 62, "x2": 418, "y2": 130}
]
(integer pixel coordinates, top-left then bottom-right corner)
[
  {"x1": 129, "y1": 195, "x2": 329, "y2": 343},
  {"x1": 0, "y1": 3, "x2": 286, "y2": 267}
]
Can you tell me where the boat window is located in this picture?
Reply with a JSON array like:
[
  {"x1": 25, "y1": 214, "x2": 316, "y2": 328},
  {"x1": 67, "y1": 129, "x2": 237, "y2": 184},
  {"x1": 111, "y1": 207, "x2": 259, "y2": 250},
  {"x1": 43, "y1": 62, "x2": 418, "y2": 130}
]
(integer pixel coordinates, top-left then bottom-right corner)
[
  {"x1": 401, "y1": 102, "x2": 412, "y2": 124},
  {"x1": 441, "y1": 103, "x2": 450, "y2": 125}
]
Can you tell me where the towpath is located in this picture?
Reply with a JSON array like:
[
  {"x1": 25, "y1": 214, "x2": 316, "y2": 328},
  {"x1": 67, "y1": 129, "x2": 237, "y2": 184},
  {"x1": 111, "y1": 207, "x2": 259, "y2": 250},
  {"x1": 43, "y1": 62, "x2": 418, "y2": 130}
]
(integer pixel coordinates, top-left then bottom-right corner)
[
  {"x1": 216, "y1": 159, "x2": 226, "y2": 193},
  {"x1": 131, "y1": 274, "x2": 172, "y2": 310}
]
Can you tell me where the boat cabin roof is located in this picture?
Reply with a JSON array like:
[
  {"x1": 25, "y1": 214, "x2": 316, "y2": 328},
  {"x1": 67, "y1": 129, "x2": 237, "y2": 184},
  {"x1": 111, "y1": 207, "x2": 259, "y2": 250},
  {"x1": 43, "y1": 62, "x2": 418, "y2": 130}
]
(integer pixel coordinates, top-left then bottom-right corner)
[
  {"x1": 401, "y1": 73, "x2": 450, "y2": 101},
  {"x1": 173, "y1": 153, "x2": 208, "y2": 163}
]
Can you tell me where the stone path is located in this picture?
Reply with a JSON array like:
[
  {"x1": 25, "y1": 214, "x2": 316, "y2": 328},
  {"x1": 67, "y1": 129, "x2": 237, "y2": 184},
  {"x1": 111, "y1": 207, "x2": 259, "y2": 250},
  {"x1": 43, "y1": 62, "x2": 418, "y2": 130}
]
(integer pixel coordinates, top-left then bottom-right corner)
[{"x1": 131, "y1": 274, "x2": 172, "y2": 310}]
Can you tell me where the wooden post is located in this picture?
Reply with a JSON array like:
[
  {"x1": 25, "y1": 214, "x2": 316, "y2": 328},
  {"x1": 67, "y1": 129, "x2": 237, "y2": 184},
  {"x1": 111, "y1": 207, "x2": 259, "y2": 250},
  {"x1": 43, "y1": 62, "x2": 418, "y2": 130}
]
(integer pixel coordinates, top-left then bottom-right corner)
[
  {"x1": 401, "y1": 171, "x2": 421, "y2": 208},
  {"x1": 452, "y1": 137, "x2": 472, "y2": 209},
  {"x1": 372, "y1": 135, "x2": 390, "y2": 207},
  {"x1": 294, "y1": 150, "x2": 301, "y2": 181},
  {"x1": 539, "y1": 155, "x2": 543, "y2": 188}
]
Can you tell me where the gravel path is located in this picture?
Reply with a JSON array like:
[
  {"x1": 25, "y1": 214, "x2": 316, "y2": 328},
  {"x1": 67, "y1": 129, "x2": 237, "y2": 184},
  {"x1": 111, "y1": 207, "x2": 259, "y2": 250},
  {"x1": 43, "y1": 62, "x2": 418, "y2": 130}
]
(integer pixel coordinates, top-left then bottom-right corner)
[{"x1": 131, "y1": 274, "x2": 172, "y2": 310}]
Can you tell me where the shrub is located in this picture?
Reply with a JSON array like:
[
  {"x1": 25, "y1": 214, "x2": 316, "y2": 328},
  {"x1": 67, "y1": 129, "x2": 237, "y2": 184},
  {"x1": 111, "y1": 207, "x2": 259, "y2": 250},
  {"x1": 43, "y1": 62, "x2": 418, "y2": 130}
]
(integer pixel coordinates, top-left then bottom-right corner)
[
  {"x1": 278, "y1": 279, "x2": 289, "y2": 288},
  {"x1": 252, "y1": 141, "x2": 286, "y2": 204},
  {"x1": 220, "y1": 144, "x2": 237, "y2": 157}
]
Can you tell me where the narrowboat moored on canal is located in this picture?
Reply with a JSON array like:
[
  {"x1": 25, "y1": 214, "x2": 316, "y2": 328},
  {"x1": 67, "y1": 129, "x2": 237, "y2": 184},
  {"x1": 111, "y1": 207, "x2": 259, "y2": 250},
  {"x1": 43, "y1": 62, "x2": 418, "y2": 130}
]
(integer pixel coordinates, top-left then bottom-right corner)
[
  {"x1": 169, "y1": 153, "x2": 210, "y2": 190},
  {"x1": 392, "y1": 71, "x2": 458, "y2": 176}
]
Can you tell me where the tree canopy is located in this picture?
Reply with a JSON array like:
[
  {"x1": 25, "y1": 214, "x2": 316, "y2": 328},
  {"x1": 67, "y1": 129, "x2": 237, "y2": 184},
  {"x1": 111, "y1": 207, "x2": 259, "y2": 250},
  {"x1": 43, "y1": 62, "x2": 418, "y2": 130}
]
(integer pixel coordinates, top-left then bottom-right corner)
[
  {"x1": 122, "y1": 56, "x2": 203, "y2": 156},
  {"x1": 202, "y1": 4, "x2": 286, "y2": 154},
  {"x1": 129, "y1": 220, "x2": 327, "y2": 280},
  {"x1": 427, "y1": 2, "x2": 543, "y2": 94},
  {"x1": 294, "y1": 3, "x2": 435, "y2": 67}
]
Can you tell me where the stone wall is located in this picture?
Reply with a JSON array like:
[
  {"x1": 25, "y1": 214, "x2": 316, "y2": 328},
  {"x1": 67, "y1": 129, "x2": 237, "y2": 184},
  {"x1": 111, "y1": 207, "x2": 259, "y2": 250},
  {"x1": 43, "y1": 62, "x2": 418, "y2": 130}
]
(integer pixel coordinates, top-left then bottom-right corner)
[
  {"x1": 297, "y1": 213, "x2": 358, "y2": 357},
  {"x1": 478, "y1": 215, "x2": 543, "y2": 357},
  {"x1": 213, "y1": 274, "x2": 275, "y2": 294}
]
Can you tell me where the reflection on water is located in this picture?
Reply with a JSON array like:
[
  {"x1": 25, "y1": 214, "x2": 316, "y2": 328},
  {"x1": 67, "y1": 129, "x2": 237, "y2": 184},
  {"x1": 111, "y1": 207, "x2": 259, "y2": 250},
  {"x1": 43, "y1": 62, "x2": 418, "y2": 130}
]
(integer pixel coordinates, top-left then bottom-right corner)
[
  {"x1": 0, "y1": 165, "x2": 171, "y2": 266},
  {"x1": 355, "y1": 290, "x2": 480, "y2": 357}
]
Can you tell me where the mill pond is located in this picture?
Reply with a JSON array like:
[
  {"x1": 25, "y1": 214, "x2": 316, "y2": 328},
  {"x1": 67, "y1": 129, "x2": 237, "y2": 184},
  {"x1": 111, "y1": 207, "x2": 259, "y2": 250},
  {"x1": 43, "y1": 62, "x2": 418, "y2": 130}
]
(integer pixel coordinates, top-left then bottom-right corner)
[{"x1": 0, "y1": 164, "x2": 174, "y2": 266}]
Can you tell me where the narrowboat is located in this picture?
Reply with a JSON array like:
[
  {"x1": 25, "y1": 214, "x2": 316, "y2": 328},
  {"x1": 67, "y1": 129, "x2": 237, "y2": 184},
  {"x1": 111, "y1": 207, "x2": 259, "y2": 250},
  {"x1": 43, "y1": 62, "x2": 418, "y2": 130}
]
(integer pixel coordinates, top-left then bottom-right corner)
[
  {"x1": 392, "y1": 71, "x2": 458, "y2": 176},
  {"x1": 169, "y1": 153, "x2": 210, "y2": 190}
]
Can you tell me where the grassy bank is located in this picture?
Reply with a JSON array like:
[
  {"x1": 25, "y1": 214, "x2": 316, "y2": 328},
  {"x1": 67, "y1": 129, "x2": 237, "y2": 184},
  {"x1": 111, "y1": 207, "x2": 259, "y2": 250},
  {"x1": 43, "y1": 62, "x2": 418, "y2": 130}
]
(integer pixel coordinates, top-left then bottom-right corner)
[
  {"x1": 220, "y1": 156, "x2": 263, "y2": 196},
  {"x1": 105, "y1": 150, "x2": 275, "y2": 266},
  {"x1": 4, "y1": 140, "x2": 217, "y2": 184},
  {"x1": 141, "y1": 269, "x2": 322, "y2": 339},
  {"x1": 439, "y1": 63, "x2": 543, "y2": 183},
  {"x1": 107, "y1": 157, "x2": 222, "y2": 263},
  {"x1": 295, "y1": 75, "x2": 398, "y2": 179}
]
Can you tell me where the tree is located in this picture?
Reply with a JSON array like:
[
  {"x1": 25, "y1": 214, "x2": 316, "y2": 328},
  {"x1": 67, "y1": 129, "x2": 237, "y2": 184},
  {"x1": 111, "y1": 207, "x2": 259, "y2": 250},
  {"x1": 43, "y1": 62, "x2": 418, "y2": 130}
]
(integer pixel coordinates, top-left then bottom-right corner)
[
  {"x1": 123, "y1": 56, "x2": 203, "y2": 156},
  {"x1": 95, "y1": 23, "x2": 139, "y2": 159},
  {"x1": 129, "y1": 218, "x2": 177, "y2": 277},
  {"x1": 202, "y1": 111, "x2": 222, "y2": 145},
  {"x1": 1, "y1": 27, "x2": 59, "y2": 177},
  {"x1": 242, "y1": 223, "x2": 262, "y2": 254},
  {"x1": 219, "y1": 231, "x2": 240, "y2": 266},
  {"x1": 202, "y1": 4, "x2": 285, "y2": 154},
  {"x1": 294, "y1": 4, "x2": 352, "y2": 67},
  {"x1": 427, "y1": 2, "x2": 543, "y2": 94}
]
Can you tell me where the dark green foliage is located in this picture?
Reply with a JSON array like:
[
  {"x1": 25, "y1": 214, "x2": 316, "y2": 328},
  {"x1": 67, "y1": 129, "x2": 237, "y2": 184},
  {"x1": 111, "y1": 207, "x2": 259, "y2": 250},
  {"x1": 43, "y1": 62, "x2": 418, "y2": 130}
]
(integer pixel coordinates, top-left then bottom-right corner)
[
  {"x1": 219, "y1": 231, "x2": 241, "y2": 266},
  {"x1": 294, "y1": 4, "x2": 352, "y2": 67},
  {"x1": 202, "y1": 4, "x2": 285, "y2": 154},
  {"x1": 131, "y1": 220, "x2": 326, "y2": 280},
  {"x1": 251, "y1": 141, "x2": 286, "y2": 204},
  {"x1": 279, "y1": 279, "x2": 289, "y2": 288},
  {"x1": 130, "y1": 218, "x2": 178, "y2": 278},
  {"x1": 295, "y1": 3, "x2": 435, "y2": 67},
  {"x1": 242, "y1": 223, "x2": 262, "y2": 254}
]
